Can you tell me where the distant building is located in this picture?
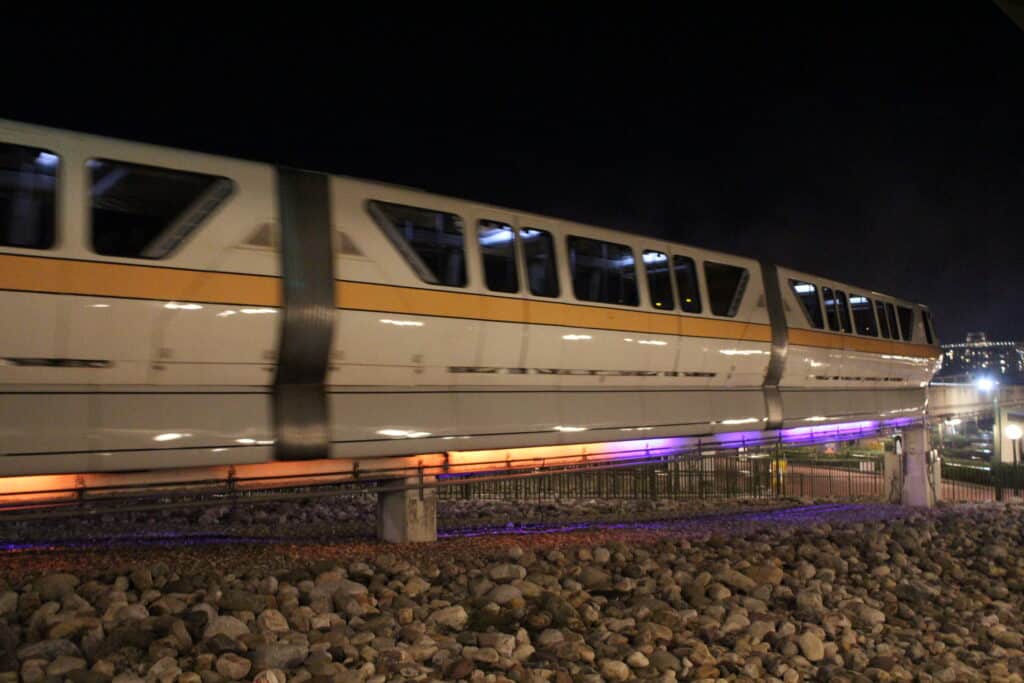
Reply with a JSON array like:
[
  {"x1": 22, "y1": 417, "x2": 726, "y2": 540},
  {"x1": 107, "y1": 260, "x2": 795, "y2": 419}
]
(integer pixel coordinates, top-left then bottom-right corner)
[{"x1": 936, "y1": 332, "x2": 1024, "y2": 384}]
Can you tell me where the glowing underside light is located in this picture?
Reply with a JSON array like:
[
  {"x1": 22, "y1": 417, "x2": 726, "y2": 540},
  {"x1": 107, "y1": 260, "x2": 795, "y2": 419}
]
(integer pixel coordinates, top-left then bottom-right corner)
[
  {"x1": 154, "y1": 432, "x2": 189, "y2": 442},
  {"x1": 377, "y1": 429, "x2": 431, "y2": 438},
  {"x1": 562, "y1": 334, "x2": 592, "y2": 341},
  {"x1": 380, "y1": 319, "x2": 424, "y2": 327},
  {"x1": 165, "y1": 302, "x2": 203, "y2": 310},
  {"x1": 780, "y1": 420, "x2": 878, "y2": 442},
  {"x1": 554, "y1": 425, "x2": 588, "y2": 432}
]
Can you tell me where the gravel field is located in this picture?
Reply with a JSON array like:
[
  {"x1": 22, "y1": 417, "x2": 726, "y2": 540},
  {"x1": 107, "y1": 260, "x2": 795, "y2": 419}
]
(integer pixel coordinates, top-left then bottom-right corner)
[{"x1": 1, "y1": 501, "x2": 1022, "y2": 682}]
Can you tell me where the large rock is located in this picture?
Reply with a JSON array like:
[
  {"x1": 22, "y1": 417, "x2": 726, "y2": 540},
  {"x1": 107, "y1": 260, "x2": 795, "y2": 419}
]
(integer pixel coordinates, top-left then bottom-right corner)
[
  {"x1": 247, "y1": 642, "x2": 309, "y2": 670},
  {"x1": 17, "y1": 638, "x2": 81, "y2": 661},
  {"x1": 578, "y1": 567, "x2": 612, "y2": 591},
  {"x1": 35, "y1": 574, "x2": 80, "y2": 601},
  {"x1": 216, "y1": 653, "x2": 252, "y2": 680},
  {"x1": 204, "y1": 616, "x2": 250, "y2": 639},
  {"x1": 429, "y1": 606, "x2": 468, "y2": 631},
  {"x1": 219, "y1": 590, "x2": 265, "y2": 613},
  {"x1": 797, "y1": 631, "x2": 825, "y2": 662},
  {"x1": 488, "y1": 563, "x2": 527, "y2": 583}
]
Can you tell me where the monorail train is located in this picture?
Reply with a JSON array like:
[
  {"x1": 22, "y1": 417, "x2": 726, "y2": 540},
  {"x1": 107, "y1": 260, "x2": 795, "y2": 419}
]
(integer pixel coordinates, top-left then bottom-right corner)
[{"x1": 0, "y1": 119, "x2": 941, "y2": 477}]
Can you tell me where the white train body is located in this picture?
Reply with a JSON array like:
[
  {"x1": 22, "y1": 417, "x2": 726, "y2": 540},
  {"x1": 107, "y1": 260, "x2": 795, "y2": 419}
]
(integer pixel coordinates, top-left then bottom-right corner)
[{"x1": 0, "y1": 120, "x2": 940, "y2": 476}]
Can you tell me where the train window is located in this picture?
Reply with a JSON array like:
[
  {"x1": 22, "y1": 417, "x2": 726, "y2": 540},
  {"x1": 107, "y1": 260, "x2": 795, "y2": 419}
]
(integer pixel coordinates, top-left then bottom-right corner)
[
  {"x1": 522, "y1": 228, "x2": 559, "y2": 297},
  {"x1": 875, "y1": 300, "x2": 891, "y2": 338},
  {"x1": 90, "y1": 159, "x2": 234, "y2": 259},
  {"x1": 885, "y1": 303, "x2": 900, "y2": 341},
  {"x1": 643, "y1": 251, "x2": 674, "y2": 310},
  {"x1": 897, "y1": 305, "x2": 914, "y2": 341},
  {"x1": 568, "y1": 236, "x2": 639, "y2": 306},
  {"x1": 673, "y1": 255, "x2": 702, "y2": 313},
  {"x1": 850, "y1": 294, "x2": 878, "y2": 337},
  {"x1": 704, "y1": 261, "x2": 748, "y2": 317},
  {"x1": 822, "y1": 287, "x2": 840, "y2": 331},
  {"x1": 922, "y1": 310, "x2": 936, "y2": 345},
  {"x1": 478, "y1": 220, "x2": 518, "y2": 293},
  {"x1": 789, "y1": 280, "x2": 824, "y2": 329},
  {"x1": 0, "y1": 143, "x2": 58, "y2": 250},
  {"x1": 368, "y1": 200, "x2": 467, "y2": 287},
  {"x1": 835, "y1": 291, "x2": 853, "y2": 333}
]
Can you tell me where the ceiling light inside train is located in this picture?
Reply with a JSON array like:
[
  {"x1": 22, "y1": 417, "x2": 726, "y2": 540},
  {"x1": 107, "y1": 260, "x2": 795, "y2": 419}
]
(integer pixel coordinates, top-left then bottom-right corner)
[
  {"x1": 641, "y1": 252, "x2": 667, "y2": 263},
  {"x1": 380, "y1": 319, "x2": 424, "y2": 327},
  {"x1": 793, "y1": 283, "x2": 815, "y2": 294},
  {"x1": 164, "y1": 302, "x2": 202, "y2": 310},
  {"x1": 554, "y1": 425, "x2": 588, "y2": 432},
  {"x1": 153, "y1": 432, "x2": 190, "y2": 442},
  {"x1": 35, "y1": 152, "x2": 59, "y2": 167},
  {"x1": 562, "y1": 334, "x2": 591, "y2": 341}
]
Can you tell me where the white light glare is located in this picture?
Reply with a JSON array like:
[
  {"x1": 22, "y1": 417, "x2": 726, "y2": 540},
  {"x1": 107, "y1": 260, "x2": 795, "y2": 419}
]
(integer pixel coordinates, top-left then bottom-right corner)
[
  {"x1": 804, "y1": 416, "x2": 828, "y2": 422},
  {"x1": 380, "y1": 319, "x2": 424, "y2": 327},
  {"x1": 975, "y1": 377, "x2": 997, "y2": 392},
  {"x1": 154, "y1": 432, "x2": 189, "y2": 442},
  {"x1": 36, "y1": 152, "x2": 59, "y2": 167},
  {"x1": 217, "y1": 310, "x2": 237, "y2": 317},
  {"x1": 562, "y1": 334, "x2": 592, "y2": 341},
  {"x1": 720, "y1": 418, "x2": 760, "y2": 425},
  {"x1": 554, "y1": 425, "x2": 588, "y2": 432},
  {"x1": 90, "y1": 304, "x2": 110, "y2": 308},
  {"x1": 1007, "y1": 424, "x2": 1024, "y2": 441},
  {"x1": 720, "y1": 349, "x2": 768, "y2": 356},
  {"x1": 241, "y1": 308, "x2": 277, "y2": 314},
  {"x1": 793, "y1": 283, "x2": 815, "y2": 294},
  {"x1": 165, "y1": 302, "x2": 203, "y2": 310},
  {"x1": 377, "y1": 429, "x2": 432, "y2": 438}
]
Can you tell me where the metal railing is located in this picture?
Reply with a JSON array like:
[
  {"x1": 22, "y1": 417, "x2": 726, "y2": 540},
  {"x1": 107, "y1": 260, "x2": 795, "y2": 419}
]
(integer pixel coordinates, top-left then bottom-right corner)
[{"x1": 942, "y1": 461, "x2": 1024, "y2": 502}]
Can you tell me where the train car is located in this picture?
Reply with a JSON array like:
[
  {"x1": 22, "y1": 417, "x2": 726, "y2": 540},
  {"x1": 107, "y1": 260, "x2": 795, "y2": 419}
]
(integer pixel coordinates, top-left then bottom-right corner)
[{"x1": 0, "y1": 119, "x2": 942, "y2": 477}]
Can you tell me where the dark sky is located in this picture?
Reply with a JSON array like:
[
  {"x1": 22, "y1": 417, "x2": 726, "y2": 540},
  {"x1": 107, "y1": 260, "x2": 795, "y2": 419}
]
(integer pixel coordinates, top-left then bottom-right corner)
[{"x1": 5, "y1": 6, "x2": 1023, "y2": 342}]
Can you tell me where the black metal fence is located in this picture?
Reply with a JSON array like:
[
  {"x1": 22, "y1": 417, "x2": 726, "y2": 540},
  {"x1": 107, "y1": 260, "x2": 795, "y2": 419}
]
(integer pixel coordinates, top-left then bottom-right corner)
[
  {"x1": 438, "y1": 447, "x2": 886, "y2": 504},
  {"x1": 942, "y1": 461, "x2": 1024, "y2": 502}
]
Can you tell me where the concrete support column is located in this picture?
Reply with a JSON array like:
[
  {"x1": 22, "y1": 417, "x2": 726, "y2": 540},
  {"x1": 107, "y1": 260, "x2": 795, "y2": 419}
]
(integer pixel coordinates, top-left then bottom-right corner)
[
  {"x1": 377, "y1": 476, "x2": 437, "y2": 543},
  {"x1": 883, "y1": 450, "x2": 902, "y2": 503},
  {"x1": 901, "y1": 423, "x2": 940, "y2": 508},
  {"x1": 998, "y1": 407, "x2": 1024, "y2": 465}
]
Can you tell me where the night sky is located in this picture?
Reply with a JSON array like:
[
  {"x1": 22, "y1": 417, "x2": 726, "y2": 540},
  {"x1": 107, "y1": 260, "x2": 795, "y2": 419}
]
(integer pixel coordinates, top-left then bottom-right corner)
[{"x1": 5, "y1": 6, "x2": 1023, "y2": 342}]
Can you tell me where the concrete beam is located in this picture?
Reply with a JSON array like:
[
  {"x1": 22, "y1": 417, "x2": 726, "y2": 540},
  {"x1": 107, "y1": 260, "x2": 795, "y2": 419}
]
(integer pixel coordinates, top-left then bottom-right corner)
[{"x1": 377, "y1": 476, "x2": 437, "y2": 543}]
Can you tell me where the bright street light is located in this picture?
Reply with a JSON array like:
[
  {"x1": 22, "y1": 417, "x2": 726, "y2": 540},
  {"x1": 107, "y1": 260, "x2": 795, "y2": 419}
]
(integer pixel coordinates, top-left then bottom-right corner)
[{"x1": 975, "y1": 377, "x2": 998, "y2": 393}]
